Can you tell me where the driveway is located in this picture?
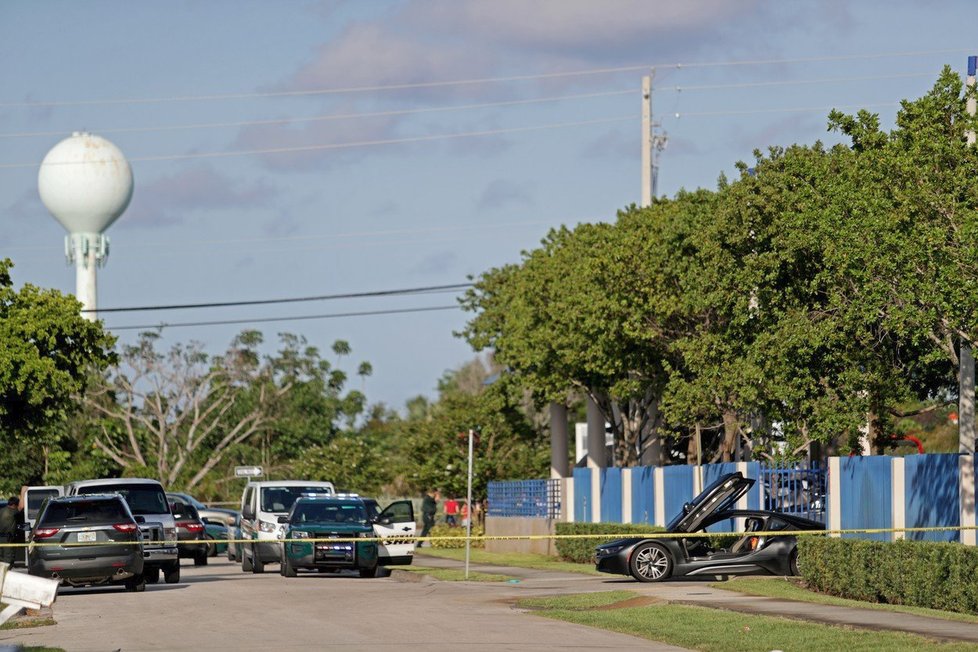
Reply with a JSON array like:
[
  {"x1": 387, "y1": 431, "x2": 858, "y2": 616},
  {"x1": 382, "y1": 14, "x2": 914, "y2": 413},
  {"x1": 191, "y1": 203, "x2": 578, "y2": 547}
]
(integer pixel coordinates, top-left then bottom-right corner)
[{"x1": 1, "y1": 558, "x2": 685, "y2": 651}]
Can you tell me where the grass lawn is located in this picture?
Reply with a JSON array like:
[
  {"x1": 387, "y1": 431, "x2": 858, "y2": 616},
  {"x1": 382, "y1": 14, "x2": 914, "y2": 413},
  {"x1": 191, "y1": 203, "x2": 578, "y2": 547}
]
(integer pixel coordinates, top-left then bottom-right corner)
[
  {"x1": 0, "y1": 602, "x2": 56, "y2": 631},
  {"x1": 713, "y1": 577, "x2": 978, "y2": 625},
  {"x1": 398, "y1": 565, "x2": 516, "y2": 582},
  {"x1": 518, "y1": 591, "x2": 978, "y2": 651},
  {"x1": 416, "y1": 548, "x2": 600, "y2": 575}
]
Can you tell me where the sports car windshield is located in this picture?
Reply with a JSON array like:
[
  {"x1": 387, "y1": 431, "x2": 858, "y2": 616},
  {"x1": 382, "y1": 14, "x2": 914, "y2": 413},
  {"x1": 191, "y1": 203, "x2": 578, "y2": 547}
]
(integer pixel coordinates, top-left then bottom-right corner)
[{"x1": 666, "y1": 473, "x2": 752, "y2": 532}]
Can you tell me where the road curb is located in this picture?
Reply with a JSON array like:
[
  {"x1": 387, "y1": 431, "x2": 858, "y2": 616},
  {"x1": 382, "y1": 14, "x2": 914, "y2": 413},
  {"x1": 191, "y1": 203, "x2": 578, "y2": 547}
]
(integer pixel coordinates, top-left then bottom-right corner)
[{"x1": 388, "y1": 569, "x2": 432, "y2": 583}]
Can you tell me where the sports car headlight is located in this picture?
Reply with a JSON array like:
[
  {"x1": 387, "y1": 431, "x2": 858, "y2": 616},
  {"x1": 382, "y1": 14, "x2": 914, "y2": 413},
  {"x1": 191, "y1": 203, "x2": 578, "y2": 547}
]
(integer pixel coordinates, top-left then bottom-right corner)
[
  {"x1": 598, "y1": 544, "x2": 625, "y2": 556},
  {"x1": 292, "y1": 531, "x2": 310, "y2": 539}
]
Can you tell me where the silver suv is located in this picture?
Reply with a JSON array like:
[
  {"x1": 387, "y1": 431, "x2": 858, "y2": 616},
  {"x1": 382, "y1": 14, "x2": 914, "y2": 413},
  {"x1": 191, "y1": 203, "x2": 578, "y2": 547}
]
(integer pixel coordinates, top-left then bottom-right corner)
[{"x1": 67, "y1": 479, "x2": 180, "y2": 584}]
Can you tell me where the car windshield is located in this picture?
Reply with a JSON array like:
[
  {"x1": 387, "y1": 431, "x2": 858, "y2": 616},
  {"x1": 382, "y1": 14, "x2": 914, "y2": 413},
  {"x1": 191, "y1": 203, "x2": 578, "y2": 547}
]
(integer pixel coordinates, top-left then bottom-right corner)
[
  {"x1": 41, "y1": 499, "x2": 130, "y2": 526},
  {"x1": 292, "y1": 502, "x2": 366, "y2": 524},
  {"x1": 260, "y1": 487, "x2": 333, "y2": 513},
  {"x1": 170, "y1": 493, "x2": 207, "y2": 510},
  {"x1": 76, "y1": 484, "x2": 169, "y2": 516}
]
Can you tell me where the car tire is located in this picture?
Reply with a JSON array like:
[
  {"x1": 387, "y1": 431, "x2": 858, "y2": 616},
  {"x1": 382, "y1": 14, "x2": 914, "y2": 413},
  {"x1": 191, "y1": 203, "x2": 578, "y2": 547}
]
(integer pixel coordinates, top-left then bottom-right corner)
[
  {"x1": 251, "y1": 547, "x2": 265, "y2": 574},
  {"x1": 242, "y1": 549, "x2": 253, "y2": 572},
  {"x1": 144, "y1": 568, "x2": 160, "y2": 584},
  {"x1": 194, "y1": 551, "x2": 208, "y2": 567},
  {"x1": 283, "y1": 555, "x2": 297, "y2": 578},
  {"x1": 163, "y1": 561, "x2": 181, "y2": 584},
  {"x1": 205, "y1": 535, "x2": 216, "y2": 558},
  {"x1": 629, "y1": 543, "x2": 672, "y2": 583},
  {"x1": 125, "y1": 573, "x2": 146, "y2": 592},
  {"x1": 359, "y1": 565, "x2": 379, "y2": 579},
  {"x1": 789, "y1": 547, "x2": 801, "y2": 576}
]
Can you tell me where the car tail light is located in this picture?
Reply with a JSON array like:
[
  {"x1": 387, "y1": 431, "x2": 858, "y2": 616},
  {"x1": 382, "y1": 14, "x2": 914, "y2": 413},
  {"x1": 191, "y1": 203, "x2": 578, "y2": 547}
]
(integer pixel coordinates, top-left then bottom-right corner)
[
  {"x1": 33, "y1": 527, "x2": 60, "y2": 539},
  {"x1": 179, "y1": 522, "x2": 204, "y2": 533},
  {"x1": 113, "y1": 523, "x2": 138, "y2": 533}
]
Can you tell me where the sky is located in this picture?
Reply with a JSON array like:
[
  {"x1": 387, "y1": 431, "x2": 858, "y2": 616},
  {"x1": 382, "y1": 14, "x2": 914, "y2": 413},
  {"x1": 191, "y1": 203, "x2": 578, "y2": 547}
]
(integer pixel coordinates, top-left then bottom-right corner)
[{"x1": 0, "y1": 0, "x2": 974, "y2": 412}]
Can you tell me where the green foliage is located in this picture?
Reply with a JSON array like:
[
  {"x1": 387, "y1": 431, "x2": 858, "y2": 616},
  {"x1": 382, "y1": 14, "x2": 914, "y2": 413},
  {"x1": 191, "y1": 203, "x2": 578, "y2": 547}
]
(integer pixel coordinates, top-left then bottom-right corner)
[
  {"x1": 554, "y1": 522, "x2": 665, "y2": 563},
  {"x1": 426, "y1": 523, "x2": 485, "y2": 549},
  {"x1": 799, "y1": 537, "x2": 978, "y2": 615},
  {"x1": 0, "y1": 259, "x2": 115, "y2": 493}
]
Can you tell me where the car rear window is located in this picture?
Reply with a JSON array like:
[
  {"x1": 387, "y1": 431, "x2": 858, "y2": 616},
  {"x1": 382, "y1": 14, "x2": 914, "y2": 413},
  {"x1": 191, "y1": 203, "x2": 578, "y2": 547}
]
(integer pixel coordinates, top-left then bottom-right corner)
[
  {"x1": 76, "y1": 483, "x2": 168, "y2": 515},
  {"x1": 171, "y1": 503, "x2": 200, "y2": 520},
  {"x1": 40, "y1": 499, "x2": 130, "y2": 525}
]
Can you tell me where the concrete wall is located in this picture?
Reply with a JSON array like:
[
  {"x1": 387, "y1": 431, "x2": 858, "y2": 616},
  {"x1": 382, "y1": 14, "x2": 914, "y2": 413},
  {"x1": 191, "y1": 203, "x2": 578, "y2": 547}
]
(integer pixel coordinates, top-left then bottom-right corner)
[{"x1": 484, "y1": 516, "x2": 556, "y2": 556}]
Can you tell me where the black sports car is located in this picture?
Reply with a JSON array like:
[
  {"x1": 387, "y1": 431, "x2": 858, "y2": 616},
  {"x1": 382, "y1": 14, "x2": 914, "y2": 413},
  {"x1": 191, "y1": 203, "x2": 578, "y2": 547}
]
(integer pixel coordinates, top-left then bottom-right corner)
[{"x1": 595, "y1": 472, "x2": 824, "y2": 582}]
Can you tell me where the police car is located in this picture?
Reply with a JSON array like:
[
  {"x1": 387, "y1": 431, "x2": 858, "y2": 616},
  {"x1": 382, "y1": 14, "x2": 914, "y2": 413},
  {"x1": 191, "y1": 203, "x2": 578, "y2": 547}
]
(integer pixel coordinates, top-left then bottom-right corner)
[{"x1": 278, "y1": 496, "x2": 379, "y2": 577}]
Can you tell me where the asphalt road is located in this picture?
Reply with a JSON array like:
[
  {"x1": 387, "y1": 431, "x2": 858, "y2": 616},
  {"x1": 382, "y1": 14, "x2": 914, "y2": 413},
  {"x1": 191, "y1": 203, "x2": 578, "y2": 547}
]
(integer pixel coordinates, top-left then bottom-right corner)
[{"x1": 1, "y1": 558, "x2": 684, "y2": 651}]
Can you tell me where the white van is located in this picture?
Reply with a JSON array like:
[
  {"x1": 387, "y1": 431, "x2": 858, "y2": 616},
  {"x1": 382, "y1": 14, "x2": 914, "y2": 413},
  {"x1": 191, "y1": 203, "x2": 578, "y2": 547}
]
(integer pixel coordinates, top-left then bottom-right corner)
[{"x1": 239, "y1": 480, "x2": 335, "y2": 573}]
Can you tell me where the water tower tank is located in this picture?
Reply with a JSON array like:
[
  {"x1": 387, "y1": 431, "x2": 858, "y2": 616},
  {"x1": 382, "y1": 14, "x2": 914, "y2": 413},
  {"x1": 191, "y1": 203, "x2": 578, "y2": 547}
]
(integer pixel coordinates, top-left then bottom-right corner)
[
  {"x1": 37, "y1": 132, "x2": 133, "y2": 320},
  {"x1": 38, "y1": 131, "x2": 133, "y2": 234}
]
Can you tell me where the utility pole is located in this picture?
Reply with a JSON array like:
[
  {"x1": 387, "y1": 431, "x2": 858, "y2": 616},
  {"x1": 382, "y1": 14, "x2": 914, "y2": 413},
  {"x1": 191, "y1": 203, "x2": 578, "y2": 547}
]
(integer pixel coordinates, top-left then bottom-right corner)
[
  {"x1": 641, "y1": 70, "x2": 668, "y2": 207},
  {"x1": 961, "y1": 54, "x2": 977, "y2": 456},
  {"x1": 464, "y1": 428, "x2": 474, "y2": 580}
]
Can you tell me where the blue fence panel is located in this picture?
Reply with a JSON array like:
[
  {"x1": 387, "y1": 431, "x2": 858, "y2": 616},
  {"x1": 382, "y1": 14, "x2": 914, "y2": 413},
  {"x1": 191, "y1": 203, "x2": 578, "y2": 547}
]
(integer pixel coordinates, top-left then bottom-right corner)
[
  {"x1": 839, "y1": 456, "x2": 892, "y2": 541},
  {"x1": 762, "y1": 461, "x2": 826, "y2": 524},
  {"x1": 631, "y1": 466, "x2": 656, "y2": 525},
  {"x1": 743, "y1": 461, "x2": 762, "y2": 510},
  {"x1": 904, "y1": 453, "x2": 960, "y2": 542},
  {"x1": 600, "y1": 468, "x2": 623, "y2": 523},
  {"x1": 573, "y1": 467, "x2": 592, "y2": 522},
  {"x1": 662, "y1": 465, "x2": 695, "y2": 524},
  {"x1": 487, "y1": 479, "x2": 561, "y2": 518}
]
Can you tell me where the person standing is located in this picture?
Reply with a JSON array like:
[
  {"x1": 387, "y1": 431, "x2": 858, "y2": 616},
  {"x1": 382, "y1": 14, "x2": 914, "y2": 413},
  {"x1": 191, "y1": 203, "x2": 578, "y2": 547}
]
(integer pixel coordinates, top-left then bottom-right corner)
[
  {"x1": 0, "y1": 497, "x2": 21, "y2": 566},
  {"x1": 443, "y1": 496, "x2": 459, "y2": 527},
  {"x1": 419, "y1": 489, "x2": 438, "y2": 546}
]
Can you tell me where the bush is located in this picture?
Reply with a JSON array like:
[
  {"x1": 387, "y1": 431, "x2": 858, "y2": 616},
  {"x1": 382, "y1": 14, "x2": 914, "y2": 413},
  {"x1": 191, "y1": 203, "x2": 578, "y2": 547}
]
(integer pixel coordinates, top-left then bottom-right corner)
[
  {"x1": 555, "y1": 522, "x2": 664, "y2": 564},
  {"x1": 798, "y1": 537, "x2": 978, "y2": 615},
  {"x1": 427, "y1": 523, "x2": 485, "y2": 549}
]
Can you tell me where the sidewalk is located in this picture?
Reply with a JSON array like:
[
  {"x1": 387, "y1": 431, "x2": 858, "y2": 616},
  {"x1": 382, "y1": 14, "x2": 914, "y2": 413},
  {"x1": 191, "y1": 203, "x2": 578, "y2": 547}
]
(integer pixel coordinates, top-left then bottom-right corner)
[{"x1": 413, "y1": 551, "x2": 978, "y2": 644}]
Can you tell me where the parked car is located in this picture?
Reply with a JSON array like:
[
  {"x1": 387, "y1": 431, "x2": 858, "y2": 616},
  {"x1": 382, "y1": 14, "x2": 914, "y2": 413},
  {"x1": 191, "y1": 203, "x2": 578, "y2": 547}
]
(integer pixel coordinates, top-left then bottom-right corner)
[
  {"x1": 238, "y1": 480, "x2": 336, "y2": 573},
  {"x1": 361, "y1": 498, "x2": 417, "y2": 566},
  {"x1": 278, "y1": 496, "x2": 379, "y2": 578},
  {"x1": 27, "y1": 494, "x2": 145, "y2": 592},
  {"x1": 170, "y1": 502, "x2": 208, "y2": 566},
  {"x1": 202, "y1": 518, "x2": 229, "y2": 557},
  {"x1": 167, "y1": 492, "x2": 239, "y2": 526},
  {"x1": 595, "y1": 472, "x2": 824, "y2": 582},
  {"x1": 68, "y1": 479, "x2": 180, "y2": 584}
]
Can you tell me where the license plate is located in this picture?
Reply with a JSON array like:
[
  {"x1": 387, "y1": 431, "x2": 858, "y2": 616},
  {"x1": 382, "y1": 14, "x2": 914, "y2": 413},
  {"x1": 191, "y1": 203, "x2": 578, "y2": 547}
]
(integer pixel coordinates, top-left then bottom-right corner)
[{"x1": 78, "y1": 532, "x2": 97, "y2": 543}]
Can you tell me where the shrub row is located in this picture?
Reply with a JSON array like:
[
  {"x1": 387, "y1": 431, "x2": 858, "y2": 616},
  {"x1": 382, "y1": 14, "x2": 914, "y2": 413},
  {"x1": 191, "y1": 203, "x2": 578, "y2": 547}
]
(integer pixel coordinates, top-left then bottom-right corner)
[
  {"x1": 426, "y1": 523, "x2": 485, "y2": 549},
  {"x1": 798, "y1": 537, "x2": 978, "y2": 615},
  {"x1": 554, "y1": 522, "x2": 664, "y2": 564}
]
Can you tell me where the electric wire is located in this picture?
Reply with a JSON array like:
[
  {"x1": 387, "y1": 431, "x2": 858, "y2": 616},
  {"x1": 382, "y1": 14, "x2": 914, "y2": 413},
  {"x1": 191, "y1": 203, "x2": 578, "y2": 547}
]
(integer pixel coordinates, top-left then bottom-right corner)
[
  {"x1": 105, "y1": 304, "x2": 461, "y2": 331},
  {"x1": 0, "y1": 115, "x2": 637, "y2": 169},
  {"x1": 0, "y1": 48, "x2": 966, "y2": 108},
  {"x1": 672, "y1": 101, "x2": 899, "y2": 119},
  {"x1": 0, "y1": 72, "x2": 935, "y2": 140},
  {"x1": 83, "y1": 282, "x2": 474, "y2": 314},
  {"x1": 0, "y1": 89, "x2": 636, "y2": 139}
]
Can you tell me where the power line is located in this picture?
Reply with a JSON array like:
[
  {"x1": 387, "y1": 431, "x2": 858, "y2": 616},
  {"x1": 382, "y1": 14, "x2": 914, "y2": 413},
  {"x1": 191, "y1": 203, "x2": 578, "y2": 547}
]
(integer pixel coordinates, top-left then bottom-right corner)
[
  {"x1": 1, "y1": 48, "x2": 967, "y2": 109},
  {"x1": 106, "y1": 304, "x2": 461, "y2": 331},
  {"x1": 673, "y1": 101, "x2": 899, "y2": 119},
  {"x1": 0, "y1": 115, "x2": 637, "y2": 169},
  {"x1": 0, "y1": 72, "x2": 935, "y2": 140},
  {"x1": 0, "y1": 89, "x2": 636, "y2": 139},
  {"x1": 83, "y1": 282, "x2": 473, "y2": 314}
]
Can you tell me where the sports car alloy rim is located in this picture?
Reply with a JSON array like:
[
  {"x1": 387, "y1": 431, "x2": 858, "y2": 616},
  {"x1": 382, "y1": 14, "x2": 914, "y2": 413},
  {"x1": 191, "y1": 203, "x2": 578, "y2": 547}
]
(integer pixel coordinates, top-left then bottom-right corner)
[{"x1": 634, "y1": 545, "x2": 668, "y2": 580}]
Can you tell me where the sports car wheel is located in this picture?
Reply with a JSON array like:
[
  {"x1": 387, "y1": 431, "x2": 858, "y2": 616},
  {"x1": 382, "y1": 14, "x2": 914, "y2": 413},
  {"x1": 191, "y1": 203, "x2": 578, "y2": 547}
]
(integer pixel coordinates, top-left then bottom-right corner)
[
  {"x1": 789, "y1": 547, "x2": 800, "y2": 576},
  {"x1": 629, "y1": 543, "x2": 672, "y2": 583}
]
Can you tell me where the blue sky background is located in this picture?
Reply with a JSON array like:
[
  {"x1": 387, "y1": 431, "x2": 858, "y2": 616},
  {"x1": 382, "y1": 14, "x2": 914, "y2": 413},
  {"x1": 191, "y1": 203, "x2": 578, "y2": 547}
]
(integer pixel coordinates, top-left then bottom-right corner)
[{"x1": 0, "y1": 1, "x2": 973, "y2": 411}]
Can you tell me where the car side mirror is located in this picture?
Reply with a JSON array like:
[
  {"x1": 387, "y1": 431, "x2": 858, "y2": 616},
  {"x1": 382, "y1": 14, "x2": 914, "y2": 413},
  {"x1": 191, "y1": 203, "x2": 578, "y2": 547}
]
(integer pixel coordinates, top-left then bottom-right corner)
[
  {"x1": 242, "y1": 506, "x2": 255, "y2": 520},
  {"x1": 277, "y1": 516, "x2": 289, "y2": 524},
  {"x1": 134, "y1": 515, "x2": 146, "y2": 524}
]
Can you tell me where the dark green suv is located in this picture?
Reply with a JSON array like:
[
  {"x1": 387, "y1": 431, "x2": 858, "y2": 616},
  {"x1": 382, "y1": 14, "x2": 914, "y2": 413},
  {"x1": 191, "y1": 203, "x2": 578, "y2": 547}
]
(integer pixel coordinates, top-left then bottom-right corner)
[{"x1": 278, "y1": 497, "x2": 379, "y2": 578}]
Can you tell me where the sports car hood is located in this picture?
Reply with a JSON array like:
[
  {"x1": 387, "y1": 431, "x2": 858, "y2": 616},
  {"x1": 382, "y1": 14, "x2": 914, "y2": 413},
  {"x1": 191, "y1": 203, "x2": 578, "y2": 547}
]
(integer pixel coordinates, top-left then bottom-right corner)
[{"x1": 668, "y1": 472, "x2": 754, "y2": 533}]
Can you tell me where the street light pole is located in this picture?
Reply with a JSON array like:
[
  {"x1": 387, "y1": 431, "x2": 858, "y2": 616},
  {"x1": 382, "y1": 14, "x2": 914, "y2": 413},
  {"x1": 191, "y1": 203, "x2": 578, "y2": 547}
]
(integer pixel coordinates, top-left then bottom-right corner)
[{"x1": 464, "y1": 428, "x2": 474, "y2": 580}]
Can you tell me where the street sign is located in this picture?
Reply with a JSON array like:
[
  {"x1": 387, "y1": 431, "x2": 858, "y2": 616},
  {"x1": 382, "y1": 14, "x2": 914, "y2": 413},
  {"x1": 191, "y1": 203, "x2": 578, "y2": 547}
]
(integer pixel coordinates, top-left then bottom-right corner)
[{"x1": 234, "y1": 466, "x2": 263, "y2": 478}]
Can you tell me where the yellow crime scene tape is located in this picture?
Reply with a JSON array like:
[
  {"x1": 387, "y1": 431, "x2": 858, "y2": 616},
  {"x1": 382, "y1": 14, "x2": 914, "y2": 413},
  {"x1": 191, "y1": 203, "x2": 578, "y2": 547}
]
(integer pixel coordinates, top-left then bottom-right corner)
[{"x1": 2, "y1": 525, "x2": 977, "y2": 548}]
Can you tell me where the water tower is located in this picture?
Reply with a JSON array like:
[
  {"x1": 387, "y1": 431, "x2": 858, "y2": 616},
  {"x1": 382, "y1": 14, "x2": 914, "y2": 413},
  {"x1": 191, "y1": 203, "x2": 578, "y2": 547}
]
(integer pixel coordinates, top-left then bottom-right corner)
[{"x1": 38, "y1": 132, "x2": 133, "y2": 320}]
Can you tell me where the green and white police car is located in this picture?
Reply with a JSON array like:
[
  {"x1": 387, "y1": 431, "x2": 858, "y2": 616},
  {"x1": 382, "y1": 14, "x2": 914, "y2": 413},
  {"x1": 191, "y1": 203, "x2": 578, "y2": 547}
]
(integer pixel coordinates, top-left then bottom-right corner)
[{"x1": 278, "y1": 496, "x2": 380, "y2": 578}]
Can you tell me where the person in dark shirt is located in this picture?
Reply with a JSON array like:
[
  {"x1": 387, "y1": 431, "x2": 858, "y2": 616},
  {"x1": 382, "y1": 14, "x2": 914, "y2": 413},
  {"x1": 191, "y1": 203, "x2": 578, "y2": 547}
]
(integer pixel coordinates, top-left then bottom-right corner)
[
  {"x1": 419, "y1": 489, "x2": 439, "y2": 545},
  {"x1": 0, "y1": 496, "x2": 21, "y2": 566}
]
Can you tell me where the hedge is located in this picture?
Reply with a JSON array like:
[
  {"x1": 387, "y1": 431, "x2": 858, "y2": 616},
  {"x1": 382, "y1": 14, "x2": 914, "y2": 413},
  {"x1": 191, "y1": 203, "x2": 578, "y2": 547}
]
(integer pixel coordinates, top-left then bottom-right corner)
[
  {"x1": 426, "y1": 523, "x2": 485, "y2": 549},
  {"x1": 554, "y1": 522, "x2": 664, "y2": 564},
  {"x1": 798, "y1": 537, "x2": 978, "y2": 615}
]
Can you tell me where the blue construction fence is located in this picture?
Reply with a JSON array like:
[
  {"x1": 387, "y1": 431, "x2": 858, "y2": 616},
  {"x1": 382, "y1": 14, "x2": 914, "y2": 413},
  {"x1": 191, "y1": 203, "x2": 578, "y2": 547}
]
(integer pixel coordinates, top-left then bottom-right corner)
[{"x1": 488, "y1": 453, "x2": 975, "y2": 544}]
